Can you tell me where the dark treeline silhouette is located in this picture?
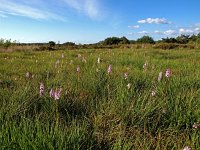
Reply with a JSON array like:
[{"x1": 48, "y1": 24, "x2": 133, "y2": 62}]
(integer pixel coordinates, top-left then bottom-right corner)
[
  {"x1": 98, "y1": 33, "x2": 200, "y2": 45},
  {"x1": 1, "y1": 33, "x2": 200, "y2": 51}
]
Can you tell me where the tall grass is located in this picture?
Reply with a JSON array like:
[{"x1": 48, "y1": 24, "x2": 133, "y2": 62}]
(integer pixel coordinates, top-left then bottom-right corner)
[{"x1": 0, "y1": 48, "x2": 199, "y2": 149}]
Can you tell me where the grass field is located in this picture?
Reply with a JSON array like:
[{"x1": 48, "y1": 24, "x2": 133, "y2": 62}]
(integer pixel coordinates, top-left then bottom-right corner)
[{"x1": 0, "y1": 48, "x2": 199, "y2": 149}]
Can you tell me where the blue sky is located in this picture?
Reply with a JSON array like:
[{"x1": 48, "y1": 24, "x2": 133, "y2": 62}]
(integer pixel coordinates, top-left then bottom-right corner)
[{"x1": 0, "y1": 0, "x2": 200, "y2": 43}]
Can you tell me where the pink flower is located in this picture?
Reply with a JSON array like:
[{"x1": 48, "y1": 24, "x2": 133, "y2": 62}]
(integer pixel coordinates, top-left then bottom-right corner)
[
  {"x1": 49, "y1": 88, "x2": 62, "y2": 100},
  {"x1": 77, "y1": 66, "x2": 80, "y2": 73},
  {"x1": 39, "y1": 83, "x2": 45, "y2": 96},
  {"x1": 49, "y1": 89, "x2": 54, "y2": 98},
  {"x1": 165, "y1": 68, "x2": 171, "y2": 78},
  {"x1": 61, "y1": 53, "x2": 64, "y2": 58},
  {"x1": 108, "y1": 65, "x2": 112, "y2": 75},
  {"x1": 26, "y1": 72, "x2": 30, "y2": 78},
  {"x1": 124, "y1": 72, "x2": 128, "y2": 80},
  {"x1": 192, "y1": 123, "x2": 199, "y2": 129},
  {"x1": 54, "y1": 88, "x2": 62, "y2": 100},
  {"x1": 127, "y1": 83, "x2": 131, "y2": 89},
  {"x1": 55, "y1": 60, "x2": 60, "y2": 68},
  {"x1": 151, "y1": 91, "x2": 156, "y2": 96},
  {"x1": 183, "y1": 146, "x2": 191, "y2": 150},
  {"x1": 97, "y1": 57, "x2": 101, "y2": 64},
  {"x1": 158, "y1": 72, "x2": 163, "y2": 82},
  {"x1": 143, "y1": 61, "x2": 148, "y2": 70}
]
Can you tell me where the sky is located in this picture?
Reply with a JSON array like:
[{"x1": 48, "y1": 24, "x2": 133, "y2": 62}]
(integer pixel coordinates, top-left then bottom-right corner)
[{"x1": 0, "y1": 0, "x2": 200, "y2": 44}]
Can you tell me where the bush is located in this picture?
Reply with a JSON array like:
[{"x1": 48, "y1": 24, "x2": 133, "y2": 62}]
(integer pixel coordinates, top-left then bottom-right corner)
[
  {"x1": 102, "y1": 37, "x2": 130, "y2": 45},
  {"x1": 137, "y1": 36, "x2": 155, "y2": 44},
  {"x1": 49, "y1": 41, "x2": 56, "y2": 47},
  {"x1": 38, "y1": 46, "x2": 56, "y2": 51},
  {"x1": 153, "y1": 43, "x2": 179, "y2": 49},
  {"x1": 0, "y1": 38, "x2": 12, "y2": 48}
]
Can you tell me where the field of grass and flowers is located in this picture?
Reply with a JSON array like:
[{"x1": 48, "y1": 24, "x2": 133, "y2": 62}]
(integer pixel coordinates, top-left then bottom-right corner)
[{"x1": 0, "y1": 48, "x2": 199, "y2": 149}]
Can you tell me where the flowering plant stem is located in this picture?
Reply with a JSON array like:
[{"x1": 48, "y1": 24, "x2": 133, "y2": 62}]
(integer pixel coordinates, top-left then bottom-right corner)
[{"x1": 55, "y1": 101, "x2": 59, "y2": 130}]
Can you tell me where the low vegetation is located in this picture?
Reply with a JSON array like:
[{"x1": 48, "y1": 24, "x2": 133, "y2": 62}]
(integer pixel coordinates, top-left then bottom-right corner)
[
  {"x1": 1, "y1": 33, "x2": 200, "y2": 52},
  {"x1": 0, "y1": 48, "x2": 199, "y2": 149}
]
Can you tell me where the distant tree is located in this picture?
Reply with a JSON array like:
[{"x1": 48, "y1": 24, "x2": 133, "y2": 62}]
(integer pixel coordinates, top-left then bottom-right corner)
[
  {"x1": 161, "y1": 37, "x2": 177, "y2": 43},
  {"x1": 137, "y1": 36, "x2": 155, "y2": 44},
  {"x1": 176, "y1": 35, "x2": 189, "y2": 44},
  {"x1": 195, "y1": 33, "x2": 200, "y2": 44},
  {"x1": 0, "y1": 38, "x2": 4, "y2": 47},
  {"x1": 49, "y1": 41, "x2": 56, "y2": 47},
  {"x1": 129, "y1": 40, "x2": 136, "y2": 44},
  {"x1": 0, "y1": 38, "x2": 12, "y2": 48},
  {"x1": 102, "y1": 36, "x2": 130, "y2": 45},
  {"x1": 3, "y1": 39, "x2": 12, "y2": 48},
  {"x1": 189, "y1": 34, "x2": 197, "y2": 42},
  {"x1": 103, "y1": 37, "x2": 121, "y2": 45},
  {"x1": 63, "y1": 42, "x2": 76, "y2": 46},
  {"x1": 120, "y1": 36, "x2": 130, "y2": 44}
]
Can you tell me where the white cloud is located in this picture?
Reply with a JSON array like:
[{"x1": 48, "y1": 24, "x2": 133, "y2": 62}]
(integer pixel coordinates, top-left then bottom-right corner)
[
  {"x1": 0, "y1": 0, "x2": 65, "y2": 21},
  {"x1": 138, "y1": 18, "x2": 171, "y2": 24},
  {"x1": 154, "y1": 30, "x2": 163, "y2": 34},
  {"x1": 134, "y1": 24, "x2": 200, "y2": 38},
  {"x1": 179, "y1": 28, "x2": 194, "y2": 35},
  {"x1": 138, "y1": 31, "x2": 149, "y2": 34},
  {"x1": 0, "y1": 0, "x2": 103, "y2": 21},
  {"x1": 164, "y1": 30, "x2": 177, "y2": 35},
  {"x1": 153, "y1": 30, "x2": 177, "y2": 35},
  {"x1": 128, "y1": 25, "x2": 140, "y2": 28},
  {"x1": 195, "y1": 27, "x2": 200, "y2": 32},
  {"x1": 195, "y1": 23, "x2": 200, "y2": 27},
  {"x1": 138, "y1": 19, "x2": 145, "y2": 24},
  {"x1": 85, "y1": 0, "x2": 99, "y2": 18},
  {"x1": 153, "y1": 28, "x2": 199, "y2": 36},
  {"x1": 63, "y1": 0, "x2": 101, "y2": 19}
]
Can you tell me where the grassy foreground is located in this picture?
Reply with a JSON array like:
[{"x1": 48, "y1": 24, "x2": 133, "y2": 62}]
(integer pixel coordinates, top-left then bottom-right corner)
[{"x1": 0, "y1": 48, "x2": 199, "y2": 149}]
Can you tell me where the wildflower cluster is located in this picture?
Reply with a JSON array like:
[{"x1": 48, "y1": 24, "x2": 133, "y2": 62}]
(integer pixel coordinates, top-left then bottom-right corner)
[
  {"x1": 108, "y1": 65, "x2": 112, "y2": 75},
  {"x1": 39, "y1": 83, "x2": 62, "y2": 100},
  {"x1": 49, "y1": 88, "x2": 62, "y2": 100},
  {"x1": 39, "y1": 83, "x2": 45, "y2": 96}
]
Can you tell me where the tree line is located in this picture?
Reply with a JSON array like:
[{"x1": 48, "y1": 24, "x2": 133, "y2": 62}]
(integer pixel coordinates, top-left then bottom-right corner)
[
  {"x1": 1, "y1": 33, "x2": 200, "y2": 47},
  {"x1": 1, "y1": 33, "x2": 200, "y2": 51},
  {"x1": 99, "y1": 33, "x2": 200, "y2": 45}
]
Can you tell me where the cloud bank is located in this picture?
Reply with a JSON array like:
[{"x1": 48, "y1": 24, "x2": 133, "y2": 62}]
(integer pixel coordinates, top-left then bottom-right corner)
[
  {"x1": 153, "y1": 28, "x2": 200, "y2": 36},
  {"x1": 62, "y1": 0, "x2": 101, "y2": 19},
  {"x1": 135, "y1": 27, "x2": 200, "y2": 37},
  {"x1": 163, "y1": 30, "x2": 177, "y2": 35},
  {"x1": 128, "y1": 25, "x2": 140, "y2": 28},
  {"x1": 138, "y1": 18, "x2": 171, "y2": 24},
  {"x1": 0, "y1": 0, "x2": 65, "y2": 21},
  {"x1": 138, "y1": 31, "x2": 149, "y2": 34},
  {"x1": 0, "y1": 0, "x2": 103, "y2": 20}
]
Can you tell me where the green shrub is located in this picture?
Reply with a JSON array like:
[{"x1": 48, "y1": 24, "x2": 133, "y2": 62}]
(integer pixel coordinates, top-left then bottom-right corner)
[{"x1": 154, "y1": 43, "x2": 179, "y2": 49}]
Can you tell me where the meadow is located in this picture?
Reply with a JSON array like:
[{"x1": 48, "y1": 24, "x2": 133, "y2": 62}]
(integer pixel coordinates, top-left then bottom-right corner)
[{"x1": 0, "y1": 48, "x2": 199, "y2": 149}]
